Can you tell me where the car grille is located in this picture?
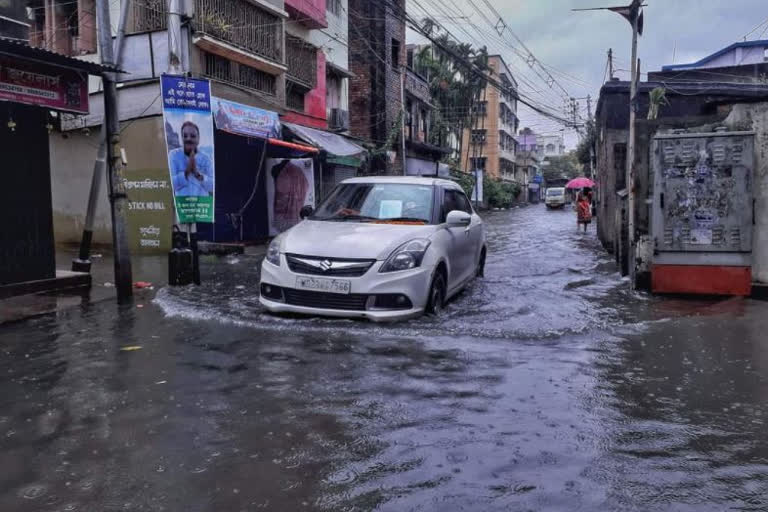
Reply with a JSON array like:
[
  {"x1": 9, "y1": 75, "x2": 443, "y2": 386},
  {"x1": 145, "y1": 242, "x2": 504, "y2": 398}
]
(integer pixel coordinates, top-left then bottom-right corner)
[
  {"x1": 283, "y1": 289, "x2": 369, "y2": 311},
  {"x1": 286, "y1": 254, "x2": 375, "y2": 277}
]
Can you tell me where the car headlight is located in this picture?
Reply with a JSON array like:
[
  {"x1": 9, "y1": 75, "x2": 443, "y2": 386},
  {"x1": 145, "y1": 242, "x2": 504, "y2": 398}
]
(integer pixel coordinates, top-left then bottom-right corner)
[
  {"x1": 380, "y1": 238, "x2": 431, "y2": 273},
  {"x1": 265, "y1": 237, "x2": 281, "y2": 266}
]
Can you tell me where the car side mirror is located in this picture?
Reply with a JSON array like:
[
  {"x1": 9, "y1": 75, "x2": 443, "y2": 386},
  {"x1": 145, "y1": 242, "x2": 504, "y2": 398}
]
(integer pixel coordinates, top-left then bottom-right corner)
[
  {"x1": 299, "y1": 205, "x2": 314, "y2": 219},
  {"x1": 446, "y1": 210, "x2": 471, "y2": 227}
]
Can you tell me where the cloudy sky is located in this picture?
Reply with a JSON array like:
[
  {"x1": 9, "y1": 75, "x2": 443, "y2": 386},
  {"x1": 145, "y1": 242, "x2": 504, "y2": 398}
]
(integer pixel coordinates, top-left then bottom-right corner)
[{"x1": 407, "y1": 0, "x2": 768, "y2": 148}]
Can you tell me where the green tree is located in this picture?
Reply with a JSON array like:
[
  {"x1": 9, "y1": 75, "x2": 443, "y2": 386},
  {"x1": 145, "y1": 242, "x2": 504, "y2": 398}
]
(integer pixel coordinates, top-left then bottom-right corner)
[
  {"x1": 575, "y1": 121, "x2": 596, "y2": 169},
  {"x1": 415, "y1": 20, "x2": 491, "y2": 163},
  {"x1": 543, "y1": 152, "x2": 581, "y2": 182}
]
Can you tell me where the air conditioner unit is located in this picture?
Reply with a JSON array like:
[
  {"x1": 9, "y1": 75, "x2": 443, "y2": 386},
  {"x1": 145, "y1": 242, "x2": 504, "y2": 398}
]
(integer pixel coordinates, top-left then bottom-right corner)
[{"x1": 329, "y1": 108, "x2": 349, "y2": 131}]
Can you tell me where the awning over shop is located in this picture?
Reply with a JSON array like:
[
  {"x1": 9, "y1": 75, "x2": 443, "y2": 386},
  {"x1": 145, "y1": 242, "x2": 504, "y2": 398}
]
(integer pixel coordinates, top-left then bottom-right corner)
[{"x1": 283, "y1": 122, "x2": 366, "y2": 167}]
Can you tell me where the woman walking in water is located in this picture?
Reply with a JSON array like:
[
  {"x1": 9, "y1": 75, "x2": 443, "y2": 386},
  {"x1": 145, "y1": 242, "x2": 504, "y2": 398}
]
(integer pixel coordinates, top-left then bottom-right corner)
[{"x1": 576, "y1": 188, "x2": 593, "y2": 232}]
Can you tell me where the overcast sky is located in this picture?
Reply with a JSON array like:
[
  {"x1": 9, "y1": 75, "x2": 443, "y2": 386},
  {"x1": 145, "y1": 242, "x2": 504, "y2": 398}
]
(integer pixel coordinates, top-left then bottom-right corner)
[{"x1": 407, "y1": 0, "x2": 768, "y2": 149}]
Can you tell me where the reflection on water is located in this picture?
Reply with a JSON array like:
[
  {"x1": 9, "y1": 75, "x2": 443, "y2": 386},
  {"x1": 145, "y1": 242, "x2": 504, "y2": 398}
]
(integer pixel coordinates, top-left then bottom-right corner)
[{"x1": 1, "y1": 205, "x2": 767, "y2": 511}]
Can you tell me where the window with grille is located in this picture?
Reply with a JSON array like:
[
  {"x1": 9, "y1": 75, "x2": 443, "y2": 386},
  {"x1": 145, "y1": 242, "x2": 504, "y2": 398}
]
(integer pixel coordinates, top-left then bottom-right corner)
[
  {"x1": 203, "y1": 52, "x2": 276, "y2": 96},
  {"x1": 471, "y1": 129, "x2": 486, "y2": 143},
  {"x1": 470, "y1": 157, "x2": 486, "y2": 170}
]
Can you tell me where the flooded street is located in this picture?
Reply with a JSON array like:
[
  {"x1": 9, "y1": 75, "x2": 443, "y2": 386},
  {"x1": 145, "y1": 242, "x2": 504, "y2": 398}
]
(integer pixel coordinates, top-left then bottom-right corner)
[{"x1": 2, "y1": 204, "x2": 768, "y2": 511}]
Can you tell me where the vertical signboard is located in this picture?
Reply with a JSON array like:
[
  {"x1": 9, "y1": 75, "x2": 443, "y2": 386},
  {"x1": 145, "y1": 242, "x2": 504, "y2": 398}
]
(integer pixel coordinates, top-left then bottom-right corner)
[
  {"x1": 161, "y1": 75, "x2": 215, "y2": 223},
  {"x1": 266, "y1": 158, "x2": 315, "y2": 235},
  {"x1": 125, "y1": 172, "x2": 173, "y2": 253}
]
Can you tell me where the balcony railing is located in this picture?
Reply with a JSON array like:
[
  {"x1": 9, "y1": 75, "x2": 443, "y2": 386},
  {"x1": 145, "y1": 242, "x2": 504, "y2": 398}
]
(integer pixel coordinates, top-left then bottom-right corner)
[
  {"x1": 286, "y1": 35, "x2": 317, "y2": 89},
  {"x1": 193, "y1": 0, "x2": 283, "y2": 64},
  {"x1": 129, "y1": 0, "x2": 167, "y2": 33}
]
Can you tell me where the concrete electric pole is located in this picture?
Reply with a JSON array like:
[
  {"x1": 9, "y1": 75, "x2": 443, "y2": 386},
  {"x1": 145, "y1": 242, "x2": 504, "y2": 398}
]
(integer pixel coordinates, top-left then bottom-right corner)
[
  {"x1": 74, "y1": 0, "x2": 132, "y2": 274},
  {"x1": 574, "y1": 0, "x2": 645, "y2": 290},
  {"x1": 96, "y1": 0, "x2": 133, "y2": 302}
]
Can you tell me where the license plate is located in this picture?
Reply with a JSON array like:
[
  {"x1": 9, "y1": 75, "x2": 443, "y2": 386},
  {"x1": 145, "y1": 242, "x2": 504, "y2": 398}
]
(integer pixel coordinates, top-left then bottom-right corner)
[{"x1": 295, "y1": 276, "x2": 351, "y2": 294}]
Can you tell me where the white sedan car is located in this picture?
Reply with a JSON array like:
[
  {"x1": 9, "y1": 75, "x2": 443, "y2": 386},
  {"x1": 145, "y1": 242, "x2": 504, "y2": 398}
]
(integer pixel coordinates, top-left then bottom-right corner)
[{"x1": 259, "y1": 176, "x2": 486, "y2": 321}]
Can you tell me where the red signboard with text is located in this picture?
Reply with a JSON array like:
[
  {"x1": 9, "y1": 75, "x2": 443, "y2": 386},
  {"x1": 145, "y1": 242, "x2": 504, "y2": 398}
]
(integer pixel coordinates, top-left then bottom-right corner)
[{"x1": 0, "y1": 55, "x2": 89, "y2": 114}]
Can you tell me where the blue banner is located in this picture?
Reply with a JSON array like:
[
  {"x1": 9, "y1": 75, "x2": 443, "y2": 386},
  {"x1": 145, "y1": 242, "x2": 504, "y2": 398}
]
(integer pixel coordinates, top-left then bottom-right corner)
[
  {"x1": 161, "y1": 75, "x2": 216, "y2": 223},
  {"x1": 212, "y1": 96, "x2": 280, "y2": 139}
]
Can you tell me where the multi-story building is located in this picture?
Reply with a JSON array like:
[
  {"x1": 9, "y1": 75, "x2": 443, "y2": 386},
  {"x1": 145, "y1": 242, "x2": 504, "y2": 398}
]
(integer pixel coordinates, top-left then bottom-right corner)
[
  {"x1": 348, "y1": 0, "x2": 406, "y2": 173},
  {"x1": 460, "y1": 55, "x2": 519, "y2": 183},
  {"x1": 539, "y1": 134, "x2": 565, "y2": 159},
  {"x1": 401, "y1": 44, "x2": 449, "y2": 176},
  {"x1": 282, "y1": 0, "x2": 352, "y2": 130}
]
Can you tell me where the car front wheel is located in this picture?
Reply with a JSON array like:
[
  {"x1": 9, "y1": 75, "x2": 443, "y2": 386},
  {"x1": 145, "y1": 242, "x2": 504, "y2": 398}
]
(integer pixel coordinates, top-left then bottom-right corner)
[
  {"x1": 426, "y1": 272, "x2": 446, "y2": 316},
  {"x1": 476, "y1": 249, "x2": 486, "y2": 277}
]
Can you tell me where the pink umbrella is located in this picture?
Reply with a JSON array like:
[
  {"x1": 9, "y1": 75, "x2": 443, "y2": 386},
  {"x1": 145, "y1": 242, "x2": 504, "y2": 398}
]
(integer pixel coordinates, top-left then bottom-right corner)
[{"x1": 565, "y1": 177, "x2": 595, "y2": 189}]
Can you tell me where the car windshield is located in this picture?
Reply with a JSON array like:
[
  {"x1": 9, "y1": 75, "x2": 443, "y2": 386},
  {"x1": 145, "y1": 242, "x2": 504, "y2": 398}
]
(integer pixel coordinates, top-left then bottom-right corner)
[
  {"x1": 311, "y1": 183, "x2": 434, "y2": 224},
  {"x1": 547, "y1": 189, "x2": 564, "y2": 196}
]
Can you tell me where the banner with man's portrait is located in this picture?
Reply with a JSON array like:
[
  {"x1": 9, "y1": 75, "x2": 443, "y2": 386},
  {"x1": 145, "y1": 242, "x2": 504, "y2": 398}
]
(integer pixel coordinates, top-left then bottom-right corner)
[
  {"x1": 266, "y1": 158, "x2": 315, "y2": 236},
  {"x1": 161, "y1": 75, "x2": 215, "y2": 223}
]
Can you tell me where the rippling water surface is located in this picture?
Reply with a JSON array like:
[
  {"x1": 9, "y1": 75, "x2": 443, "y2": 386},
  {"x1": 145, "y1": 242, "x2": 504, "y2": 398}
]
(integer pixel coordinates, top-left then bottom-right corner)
[{"x1": 2, "y1": 205, "x2": 768, "y2": 511}]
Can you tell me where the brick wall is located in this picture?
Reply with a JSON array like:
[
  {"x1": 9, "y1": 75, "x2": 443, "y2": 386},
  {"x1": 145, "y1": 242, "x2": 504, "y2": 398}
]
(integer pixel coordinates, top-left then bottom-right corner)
[{"x1": 348, "y1": 0, "x2": 405, "y2": 173}]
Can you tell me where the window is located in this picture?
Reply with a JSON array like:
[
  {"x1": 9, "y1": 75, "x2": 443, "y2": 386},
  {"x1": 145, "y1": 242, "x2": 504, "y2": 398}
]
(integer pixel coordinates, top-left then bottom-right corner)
[
  {"x1": 314, "y1": 183, "x2": 434, "y2": 224},
  {"x1": 473, "y1": 101, "x2": 487, "y2": 116},
  {"x1": 614, "y1": 143, "x2": 627, "y2": 190},
  {"x1": 471, "y1": 129, "x2": 487, "y2": 143},
  {"x1": 469, "y1": 157, "x2": 486, "y2": 170},
  {"x1": 327, "y1": 0, "x2": 342, "y2": 15},
  {"x1": 546, "y1": 144, "x2": 555, "y2": 152},
  {"x1": 204, "y1": 52, "x2": 276, "y2": 96},
  {"x1": 420, "y1": 109, "x2": 428, "y2": 138},
  {"x1": 442, "y1": 189, "x2": 472, "y2": 221},
  {"x1": 391, "y1": 39, "x2": 401, "y2": 68},
  {"x1": 407, "y1": 48, "x2": 414, "y2": 69},
  {"x1": 287, "y1": 85, "x2": 306, "y2": 111}
]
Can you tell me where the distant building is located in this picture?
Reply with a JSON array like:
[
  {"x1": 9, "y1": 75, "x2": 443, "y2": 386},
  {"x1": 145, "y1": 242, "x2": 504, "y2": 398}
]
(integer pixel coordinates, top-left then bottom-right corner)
[
  {"x1": 539, "y1": 134, "x2": 565, "y2": 159},
  {"x1": 650, "y1": 39, "x2": 768, "y2": 84},
  {"x1": 460, "y1": 54, "x2": 520, "y2": 183},
  {"x1": 661, "y1": 40, "x2": 768, "y2": 71}
]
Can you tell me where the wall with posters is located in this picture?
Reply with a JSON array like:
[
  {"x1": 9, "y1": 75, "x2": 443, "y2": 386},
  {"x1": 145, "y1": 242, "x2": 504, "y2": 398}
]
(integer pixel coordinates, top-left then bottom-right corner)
[
  {"x1": 50, "y1": 116, "x2": 172, "y2": 252},
  {"x1": 266, "y1": 158, "x2": 315, "y2": 236}
]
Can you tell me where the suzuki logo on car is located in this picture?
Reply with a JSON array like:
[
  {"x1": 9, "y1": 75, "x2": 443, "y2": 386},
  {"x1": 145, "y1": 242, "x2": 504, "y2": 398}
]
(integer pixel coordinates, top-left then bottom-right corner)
[{"x1": 319, "y1": 259, "x2": 333, "y2": 272}]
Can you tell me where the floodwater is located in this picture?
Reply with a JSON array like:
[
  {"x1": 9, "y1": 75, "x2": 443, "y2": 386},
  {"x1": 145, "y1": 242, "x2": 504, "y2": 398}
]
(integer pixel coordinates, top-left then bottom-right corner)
[{"x1": 2, "y1": 204, "x2": 768, "y2": 511}]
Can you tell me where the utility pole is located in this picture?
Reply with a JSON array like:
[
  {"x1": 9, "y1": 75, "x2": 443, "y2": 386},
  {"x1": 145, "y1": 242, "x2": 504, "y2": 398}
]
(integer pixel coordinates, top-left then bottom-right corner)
[
  {"x1": 587, "y1": 94, "x2": 594, "y2": 179},
  {"x1": 73, "y1": 0, "x2": 132, "y2": 273},
  {"x1": 608, "y1": 48, "x2": 614, "y2": 80},
  {"x1": 574, "y1": 0, "x2": 644, "y2": 290},
  {"x1": 400, "y1": 65, "x2": 407, "y2": 176},
  {"x1": 96, "y1": 0, "x2": 132, "y2": 301},
  {"x1": 166, "y1": 0, "x2": 199, "y2": 285}
]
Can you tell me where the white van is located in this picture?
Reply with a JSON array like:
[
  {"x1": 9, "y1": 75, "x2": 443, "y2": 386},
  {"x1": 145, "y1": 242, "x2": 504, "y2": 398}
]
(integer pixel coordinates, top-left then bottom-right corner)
[{"x1": 545, "y1": 187, "x2": 566, "y2": 209}]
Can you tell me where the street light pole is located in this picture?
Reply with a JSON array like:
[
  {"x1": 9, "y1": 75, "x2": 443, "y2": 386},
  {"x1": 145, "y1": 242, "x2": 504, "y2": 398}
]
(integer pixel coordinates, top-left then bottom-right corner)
[
  {"x1": 573, "y1": 0, "x2": 645, "y2": 290},
  {"x1": 626, "y1": 2, "x2": 641, "y2": 290}
]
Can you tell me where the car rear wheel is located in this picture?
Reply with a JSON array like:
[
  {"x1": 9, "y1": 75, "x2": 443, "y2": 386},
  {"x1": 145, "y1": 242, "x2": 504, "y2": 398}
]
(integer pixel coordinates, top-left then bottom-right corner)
[{"x1": 426, "y1": 272, "x2": 446, "y2": 316}]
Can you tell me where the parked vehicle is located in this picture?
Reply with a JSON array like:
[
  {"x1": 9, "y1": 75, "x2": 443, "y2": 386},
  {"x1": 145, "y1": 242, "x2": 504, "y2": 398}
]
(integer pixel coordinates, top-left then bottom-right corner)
[
  {"x1": 259, "y1": 177, "x2": 487, "y2": 321},
  {"x1": 545, "y1": 187, "x2": 567, "y2": 209}
]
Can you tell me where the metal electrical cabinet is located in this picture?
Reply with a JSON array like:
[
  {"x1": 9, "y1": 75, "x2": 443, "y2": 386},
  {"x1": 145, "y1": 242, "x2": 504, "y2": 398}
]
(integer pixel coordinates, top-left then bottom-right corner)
[{"x1": 651, "y1": 130, "x2": 754, "y2": 295}]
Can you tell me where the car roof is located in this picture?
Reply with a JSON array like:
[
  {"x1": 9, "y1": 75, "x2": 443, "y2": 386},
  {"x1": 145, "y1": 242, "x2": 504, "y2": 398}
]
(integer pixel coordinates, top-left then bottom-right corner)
[{"x1": 340, "y1": 175, "x2": 463, "y2": 189}]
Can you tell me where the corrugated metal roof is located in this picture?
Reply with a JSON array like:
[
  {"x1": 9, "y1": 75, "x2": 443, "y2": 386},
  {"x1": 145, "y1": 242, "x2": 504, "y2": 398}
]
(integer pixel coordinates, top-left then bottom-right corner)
[{"x1": 0, "y1": 37, "x2": 123, "y2": 75}]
